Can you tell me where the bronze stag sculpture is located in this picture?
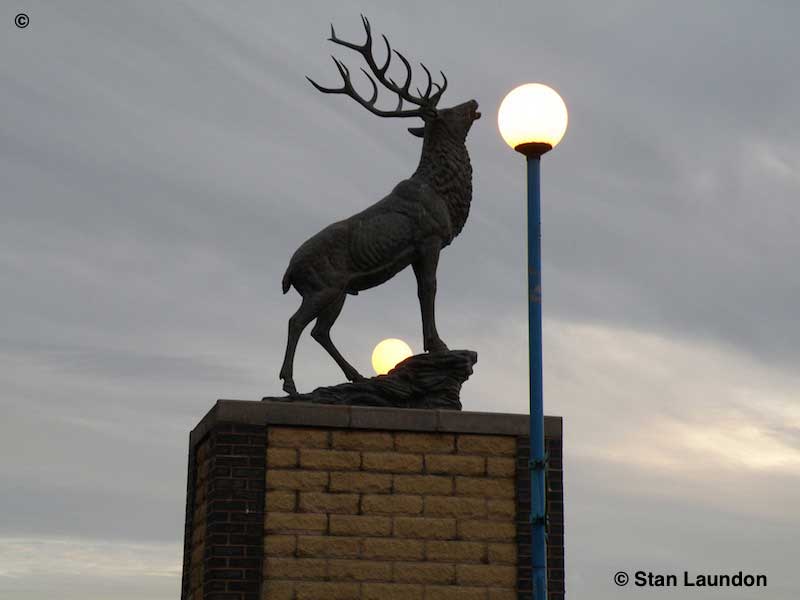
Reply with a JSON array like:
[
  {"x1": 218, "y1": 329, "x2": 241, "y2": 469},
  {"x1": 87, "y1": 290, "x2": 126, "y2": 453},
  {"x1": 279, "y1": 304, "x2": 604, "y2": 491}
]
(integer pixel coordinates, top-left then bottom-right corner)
[{"x1": 280, "y1": 16, "x2": 480, "y2": 396}]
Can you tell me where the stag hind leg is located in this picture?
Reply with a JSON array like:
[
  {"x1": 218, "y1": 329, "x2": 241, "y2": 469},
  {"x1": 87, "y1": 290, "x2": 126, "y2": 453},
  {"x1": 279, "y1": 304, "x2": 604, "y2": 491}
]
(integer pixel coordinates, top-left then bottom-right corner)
[
  {"x1": 311, "y1": 294, "x2": 364, "y2": 383},
  {"x1": 279, "y1": 295, "x2": 319, "y2": 396}
]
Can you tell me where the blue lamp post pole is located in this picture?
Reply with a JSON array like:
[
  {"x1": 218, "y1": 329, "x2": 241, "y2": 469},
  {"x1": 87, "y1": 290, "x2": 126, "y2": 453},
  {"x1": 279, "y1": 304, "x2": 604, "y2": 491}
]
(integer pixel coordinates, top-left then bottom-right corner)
[{"x1": 517, "y1": 141, "x2": 553, "y2": 600}]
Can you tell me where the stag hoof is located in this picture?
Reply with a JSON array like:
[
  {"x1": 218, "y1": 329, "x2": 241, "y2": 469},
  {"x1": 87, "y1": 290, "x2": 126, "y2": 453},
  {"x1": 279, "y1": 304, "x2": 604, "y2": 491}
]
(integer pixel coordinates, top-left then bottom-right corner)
[
  {"x1": 426, "y1": 339, "x2": 449, "y2": 353},
  {"x1": 345, "y1": 370, "x2": 366, "y2": 383},
  {"x1": 282, "y1": 379, "x2": 299, "y2": 397}
]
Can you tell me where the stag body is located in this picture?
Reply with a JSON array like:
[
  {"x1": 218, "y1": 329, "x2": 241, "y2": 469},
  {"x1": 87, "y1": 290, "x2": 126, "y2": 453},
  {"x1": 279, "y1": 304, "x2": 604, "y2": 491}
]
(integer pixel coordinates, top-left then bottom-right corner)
[{"x1": 279, "y1": 17, "x2": 480, "y2": 395}]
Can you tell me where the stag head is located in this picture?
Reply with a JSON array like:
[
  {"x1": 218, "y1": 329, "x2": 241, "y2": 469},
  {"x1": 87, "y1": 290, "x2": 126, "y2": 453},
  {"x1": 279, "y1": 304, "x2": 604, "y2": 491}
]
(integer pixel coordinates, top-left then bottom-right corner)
[{"x1": 307, "y1": 15, "x2": 480, "y2": 137}]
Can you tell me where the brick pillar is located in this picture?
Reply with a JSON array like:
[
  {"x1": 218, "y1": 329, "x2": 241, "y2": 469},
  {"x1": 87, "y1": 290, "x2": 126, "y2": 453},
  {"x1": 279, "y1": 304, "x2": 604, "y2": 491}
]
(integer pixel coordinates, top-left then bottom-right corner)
[{"x1": 181, "y1": 401, "x2": 565, "y2": 600}]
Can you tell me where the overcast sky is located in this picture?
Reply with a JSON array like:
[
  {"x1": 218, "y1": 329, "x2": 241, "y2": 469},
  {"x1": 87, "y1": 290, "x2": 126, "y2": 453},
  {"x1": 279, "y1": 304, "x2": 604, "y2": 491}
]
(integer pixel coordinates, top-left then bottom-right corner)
[{"x1": 2, "y1": 1, "x2": 799, "y2": 599}]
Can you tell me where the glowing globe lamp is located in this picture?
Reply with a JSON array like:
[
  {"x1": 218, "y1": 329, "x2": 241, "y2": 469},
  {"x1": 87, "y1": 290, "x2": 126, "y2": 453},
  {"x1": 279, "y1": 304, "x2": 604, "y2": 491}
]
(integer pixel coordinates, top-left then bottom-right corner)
[
  {"x1": 498, "y1": 83, "x2": 568, "y2": 156},
  {"x1": 371, "y1": 338, "x2": 413, "y2": 375}
]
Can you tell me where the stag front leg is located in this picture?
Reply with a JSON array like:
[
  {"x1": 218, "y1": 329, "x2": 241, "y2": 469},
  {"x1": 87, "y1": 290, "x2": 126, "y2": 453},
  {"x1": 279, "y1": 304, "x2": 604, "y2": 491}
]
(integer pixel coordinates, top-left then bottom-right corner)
[
  {"x1": 413, "y1": 241, "x2": 449, "y2": 353},
  {"x1": 311, "y1": 294, "x2": 365, "y2": 383}
]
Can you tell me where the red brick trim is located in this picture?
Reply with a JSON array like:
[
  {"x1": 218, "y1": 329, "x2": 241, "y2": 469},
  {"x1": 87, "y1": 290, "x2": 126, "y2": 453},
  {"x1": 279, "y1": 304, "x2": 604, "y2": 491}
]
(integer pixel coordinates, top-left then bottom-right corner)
[{"x1": 516, "y1": 434, "x2": 565, "y2": 600}]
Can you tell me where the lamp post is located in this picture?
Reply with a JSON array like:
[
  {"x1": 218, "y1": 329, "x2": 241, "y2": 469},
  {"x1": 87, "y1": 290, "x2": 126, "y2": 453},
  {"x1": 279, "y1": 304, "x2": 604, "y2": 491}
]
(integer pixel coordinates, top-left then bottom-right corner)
[{"x1": 498, "y1": 83, "x2": 568, "y2": 600}]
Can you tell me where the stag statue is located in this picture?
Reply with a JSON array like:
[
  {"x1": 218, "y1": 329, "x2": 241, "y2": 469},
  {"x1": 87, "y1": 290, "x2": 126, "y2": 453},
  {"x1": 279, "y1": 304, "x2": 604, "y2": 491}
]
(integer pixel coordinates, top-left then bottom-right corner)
[{"x1": 280, "y1": 16, "x2": 480, "y2": 396}]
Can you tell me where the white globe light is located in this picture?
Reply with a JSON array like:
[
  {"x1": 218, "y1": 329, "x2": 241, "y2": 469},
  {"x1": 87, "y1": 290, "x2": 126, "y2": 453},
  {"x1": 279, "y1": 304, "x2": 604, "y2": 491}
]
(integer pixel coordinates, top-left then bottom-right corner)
[
  {"x1": 498, "y1": 83, "x2": 568, "y2": 151},
  {"x1": 371, "y1": 338, "x2": 413, "y2": 375}
]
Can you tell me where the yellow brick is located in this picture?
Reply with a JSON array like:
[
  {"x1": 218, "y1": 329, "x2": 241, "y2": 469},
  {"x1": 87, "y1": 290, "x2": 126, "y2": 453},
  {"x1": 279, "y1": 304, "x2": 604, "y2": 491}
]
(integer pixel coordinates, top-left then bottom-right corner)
[
  {"x1": 267, "y1": 447, "x2": 298, "y2": 468},
  {"x1": 267, "y1": 469, "x2": 328, "y2": 491},
  {"x1": 261, "y1": 580, "x2": 294, "y2": 600},
  {"x1": 265, "y1": 512, "x2": 327, "y2": 534},
  {"x1": 424, "y1": 496, "x2": 486, "y2": 518},
  {"x1": 393, "y1": 516, "x2": 456, "y2": 540},
  {"x1": 457, "y1": 564, "x2": 516, "y2": 587},
  {"x1": 363, "y1": 452, "x2": 423, "y2": 473},
  {"x1": 265, "y1": 557, "x2": 326, "y2": 579},
  {"x1": 455, "y1": 476, "x2": 515, "y2": 498},
  {"x1": 393, "y1": 562, "x2": 455, "y2": 584},
  {"x1": 330, "y1": 472, "x2": 392, "y2": 493},
  {"x1": 362, "y1": 494, "x2": 423, "y2": 515},
  {"x1": 363, "y1": 537, "x2": 424, "y2": 560},
  {"x1": 328, "y1": 559, "x2": 392, "y2": 582},
  {"x1": 425, "y1": 454, "x2": 485, "y2": 476},
  {"x1": 300, "y1": 448, "x2": 361, "y2": 470},
  {"x1": 190, "y1": 545, "x2": 203, "y2": 568},
  {"x1": 487, "y1": 543, "x2": 517, "y2": 564},
  {"x1": 425, "y1": 586, "x2": 487, "y2": 600},
  {"x1": 191, "y1": 525, "x2": 204, "y2": 545},
  {"x1": 264, "y1": 534, "x2": 296, "y2": 556},
  {"x1": 458, "y1": 520, "x2": 516, "y2": 542},
  {"x1": 329, "y1": 514, "x2": 392, "y2": 537},
  {"x1": 299, "y1": 492, "x2": 359, "y2": 514},
  {"x1": 295, "y1": 582, "x2": 360, "y2": 600},
  {"x1": 425, "y1": 540, "x2": 485, "y2": 563},
  {"x1": 190, "y1": 569, "x2": 202, "y2": 594},
  {"x1": 297, "y1": 535, "x2": 361, "y2": 558},
  {"x1": 394, "y1": 433, "x2": 455, "y2": 453},
  {"x1": 393, "y1": 474, "x2": 453, "y2": 495},
  {"x1": 192, "y1": 520, "x2": 205, "y2": 542},
  {"x1": 362, "y1": 583, "x2": 424, "y2": 600},
  {"x1": 457, "y1": 434, "x2": 516, "y2": 456},
  {"x1": 487, "y1": 499, "x2": 516, "y2": 519},
  {"x1": 269, "y1": 427, "x2": 329, "y2": 448},
  {"x1": 332, "y1": 430, "x2": 394, "y2": 450},
  {"x1": 486, "y1": 457, "x2": 515, "y2": 477},
  {"x1": 196, "y1": 443, "x2": 209, "y2": 462},
  {"x1": 487, "y1": 589, "x2": 517, "y2": 600},
  {"x1": 265, "y1": 490, "x2": 296, "y2": 512}
]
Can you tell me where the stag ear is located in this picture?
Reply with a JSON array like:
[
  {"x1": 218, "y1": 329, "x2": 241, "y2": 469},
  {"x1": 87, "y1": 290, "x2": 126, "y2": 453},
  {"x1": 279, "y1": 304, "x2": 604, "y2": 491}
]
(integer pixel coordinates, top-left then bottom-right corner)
[{"x1": 409, "y1": 106, "x2": 437, "y2": 137}]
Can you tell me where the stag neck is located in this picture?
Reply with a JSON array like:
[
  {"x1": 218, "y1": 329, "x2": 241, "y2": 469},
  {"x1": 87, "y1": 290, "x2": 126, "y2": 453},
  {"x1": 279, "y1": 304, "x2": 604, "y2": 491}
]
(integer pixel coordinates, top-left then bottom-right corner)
[
  {"x1": 413, "y1": 130, "x2": 472, "y2": 242},
  {"x1": 414, "y1": 129, "x2": 469, "y2": 179},
  {"x1": 412, "y1": 128, "x2": 473, "y2": 243}
]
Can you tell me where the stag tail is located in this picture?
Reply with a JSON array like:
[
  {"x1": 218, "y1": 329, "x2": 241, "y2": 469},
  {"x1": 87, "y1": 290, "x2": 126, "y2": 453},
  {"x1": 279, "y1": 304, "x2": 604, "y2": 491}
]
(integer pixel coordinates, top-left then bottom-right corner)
[{"x1": 281, "y1": 268, "x2": 292, "y2": 294}]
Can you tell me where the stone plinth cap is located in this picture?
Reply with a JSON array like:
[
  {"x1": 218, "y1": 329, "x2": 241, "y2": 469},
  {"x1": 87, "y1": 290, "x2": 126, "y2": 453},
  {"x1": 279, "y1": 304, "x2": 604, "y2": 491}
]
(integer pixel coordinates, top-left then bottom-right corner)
[{"x1": 190, "y1": 400, "x2": 562, "y2": 446}]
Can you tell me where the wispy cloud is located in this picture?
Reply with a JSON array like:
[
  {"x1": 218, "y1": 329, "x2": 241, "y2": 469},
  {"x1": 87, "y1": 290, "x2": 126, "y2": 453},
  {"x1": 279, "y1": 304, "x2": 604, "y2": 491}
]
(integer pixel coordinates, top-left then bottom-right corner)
[
  {"x1": 0, "y1": 537, "x2": 180, "y2": 600},
  {"x1": 0, "y1": 537, "x2": 180, "y2": 579}
]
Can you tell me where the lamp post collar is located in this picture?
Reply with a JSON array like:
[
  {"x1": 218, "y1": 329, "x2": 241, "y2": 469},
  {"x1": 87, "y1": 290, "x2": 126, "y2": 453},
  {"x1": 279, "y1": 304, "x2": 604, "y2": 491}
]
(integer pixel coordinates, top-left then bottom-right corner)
[{"x1": 514, "y1": 142, "x2": 553, "y2": 158}]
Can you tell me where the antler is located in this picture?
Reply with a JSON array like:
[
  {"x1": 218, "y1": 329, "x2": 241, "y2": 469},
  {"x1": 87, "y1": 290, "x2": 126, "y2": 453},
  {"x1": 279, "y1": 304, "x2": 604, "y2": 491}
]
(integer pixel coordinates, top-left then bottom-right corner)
[{"x1": 307, "y1": 15, "x2": 448, "y2": 118}]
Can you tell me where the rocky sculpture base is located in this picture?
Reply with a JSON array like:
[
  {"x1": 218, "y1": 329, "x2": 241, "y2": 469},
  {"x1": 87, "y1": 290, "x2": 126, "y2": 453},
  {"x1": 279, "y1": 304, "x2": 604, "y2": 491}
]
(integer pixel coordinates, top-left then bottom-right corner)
[{"x1": 264, "y1": 350, "x2": 477, "y2": 410}]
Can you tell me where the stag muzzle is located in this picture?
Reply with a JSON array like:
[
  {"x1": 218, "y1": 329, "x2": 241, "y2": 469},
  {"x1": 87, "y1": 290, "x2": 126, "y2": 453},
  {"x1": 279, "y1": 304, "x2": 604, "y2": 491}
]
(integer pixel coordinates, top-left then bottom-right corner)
[{"x1": 471, "y1": 99, "x2": 481, "y2": 120}]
